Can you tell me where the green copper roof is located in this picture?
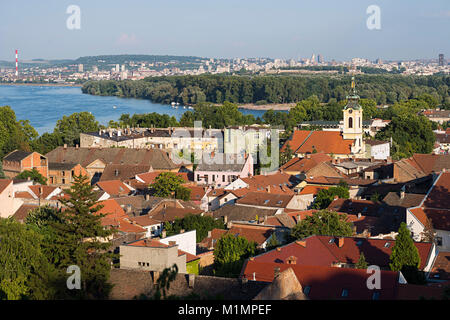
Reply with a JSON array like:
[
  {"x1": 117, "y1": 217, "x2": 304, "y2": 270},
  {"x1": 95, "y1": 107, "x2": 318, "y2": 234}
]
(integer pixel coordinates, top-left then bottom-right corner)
[{"x1": 344, "y1": 76, "x2": 362, "y2": 110}]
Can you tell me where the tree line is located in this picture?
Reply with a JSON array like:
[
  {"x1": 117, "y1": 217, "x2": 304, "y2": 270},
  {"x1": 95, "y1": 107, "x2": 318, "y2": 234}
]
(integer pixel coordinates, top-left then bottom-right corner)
[{"x1": 82, "y1": 74, "x2": 450, "y2": 107}]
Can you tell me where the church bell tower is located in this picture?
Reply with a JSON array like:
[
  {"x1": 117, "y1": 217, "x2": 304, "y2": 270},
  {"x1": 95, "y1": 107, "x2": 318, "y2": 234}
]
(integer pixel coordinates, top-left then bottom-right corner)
[{"x1": 342, "y1": 77, "x2": 364, "y2": 155}]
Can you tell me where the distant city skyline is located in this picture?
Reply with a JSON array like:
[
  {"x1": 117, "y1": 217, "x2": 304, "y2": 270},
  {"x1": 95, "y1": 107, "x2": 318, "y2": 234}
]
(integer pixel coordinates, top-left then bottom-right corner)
[{"x1": 0, "y1": 0, "x2": 449, "y2": 61}]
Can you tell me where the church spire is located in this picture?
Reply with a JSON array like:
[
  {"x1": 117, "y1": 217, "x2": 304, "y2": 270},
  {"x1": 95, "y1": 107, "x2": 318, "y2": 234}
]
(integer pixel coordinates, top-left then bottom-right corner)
[{"x1": 345, "y1": 76, "x2": 361, "y2": 110}]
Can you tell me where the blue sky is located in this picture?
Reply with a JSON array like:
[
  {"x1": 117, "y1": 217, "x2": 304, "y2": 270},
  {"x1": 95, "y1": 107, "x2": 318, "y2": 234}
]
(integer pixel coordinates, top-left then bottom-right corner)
[{"x1": 0, "y1": 0, "x2": 449, "y2": 61}]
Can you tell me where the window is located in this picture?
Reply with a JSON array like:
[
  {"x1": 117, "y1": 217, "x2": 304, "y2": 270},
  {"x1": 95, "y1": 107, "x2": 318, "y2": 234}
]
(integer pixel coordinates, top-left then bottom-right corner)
[
  {"x1": 436, "y1": 237, "x2": 443, "y2": 246},
  {"x1": 341, "y1": 289, "x2": 348, "y2": 297},
  {"x1": 222, "y1": 175, "x2": 225, "y2": 182},
  {"x1": 348, "y1": 117, "x2": 353, "y2": 128},
  {"x1": 384, "y1": 242, "x2": 390, "y2": 248},
  {"x1": 372, "y1": 292, "x2": 380, "y2": 300}
]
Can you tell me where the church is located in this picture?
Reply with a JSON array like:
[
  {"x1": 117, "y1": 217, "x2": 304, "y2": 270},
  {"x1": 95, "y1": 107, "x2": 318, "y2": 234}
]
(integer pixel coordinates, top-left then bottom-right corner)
[{"x1": 282, "y1": 77, "x2": 366, "y2": 159}]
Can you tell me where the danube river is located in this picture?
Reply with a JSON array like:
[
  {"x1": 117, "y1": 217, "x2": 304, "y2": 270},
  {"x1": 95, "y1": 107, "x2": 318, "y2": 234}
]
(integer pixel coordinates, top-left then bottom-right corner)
[{"x1": 0, "y1": 85, "x2": 266, "y2": 135}]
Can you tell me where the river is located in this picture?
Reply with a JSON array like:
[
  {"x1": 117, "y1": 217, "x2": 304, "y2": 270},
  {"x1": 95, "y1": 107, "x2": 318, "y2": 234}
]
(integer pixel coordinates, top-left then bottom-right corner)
[{"x1": 0, "y1": 85, "x2": 267, "y2": 135}]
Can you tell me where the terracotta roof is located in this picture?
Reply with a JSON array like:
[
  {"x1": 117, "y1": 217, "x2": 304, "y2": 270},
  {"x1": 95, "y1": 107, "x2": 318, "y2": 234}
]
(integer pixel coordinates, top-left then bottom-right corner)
[
  {"x1": 395, "y1": 283, "x2": 448, "y2": 300},
  {"x1": 95, "y1": 199, "x2": 145, "y2": 233},
  {"x1": 282, "y1": 130, "x2": 354, "y2": 155},
  {"x1": 233, "y1": 172, "x2": 298, "y2": 195},
  {"x1": 281, "y1": 153, "x2": 331, "y2": 172},
  {"x1": 0, "y1": 179, "x2": 12, "y2": 194},
  {"x1": 178, "y1": 249, "x2": 199, "y2": 263},
  {"x1": 129, "y1": 215, "x2": 160, "y2": 227},
  {"x1": 305, "y1": 176, "x2": 376, "y2": 186},
  {"x1": 251, "y1": 235, "x2": 432, "y2": 270},
  {"x1": 410, "y1": 207, "x2": 450, "y2": 231},
  {"x1": 46, "y1": 147, "x2": 178, "y2": 171},
  {"x1": 429, "y1": 251, "x2": 450, "y2": 281},
  {"x1": 405, "y1": 154, "x2": 450, "y2": 176},
  {"x1": 100, "y1": 164, "x2": 152, "y2": 182},
  {"x1": 241, "y1": 260, "x2": 399, "y2": 300},
  {"x1": 212, "y1": 205, "x2": 278, "y2": 222},
  {"x1": 264, "y1": 213, "x2": 296, "y2": 228},
  {"x1": 136, "y1": 171, "x2": 189, "y2": 185},
  {"x1": 424, "y1": 172, "x2": 450, "y2": 209},
  {"x1": 328, "y1": 199, "x2": 386, "y2": 217},
  {"x1": 96, "y1": 180, "x2": 133, "y2": 197},
  {"x1": 128, "y1": 239, "x2": 170, "y2": 248},
  {"x1": 382, "y1": 192, "x2": 425, "y2": 208},
  {"x1": 12, "y1": 204, "x2": 39, "y2": 223},
  {"x1": 149, "y1": 207, "x2": 203, "y2": 223},
  {"x1": 188, "y1": 186, "x2": 208, "y2": 201},
  {"x1": 299, "y1": 185, "x2": 329, "y2": 195},
  {"x1": 236, "y1": 192, "x2": 294, "y2": 208}
]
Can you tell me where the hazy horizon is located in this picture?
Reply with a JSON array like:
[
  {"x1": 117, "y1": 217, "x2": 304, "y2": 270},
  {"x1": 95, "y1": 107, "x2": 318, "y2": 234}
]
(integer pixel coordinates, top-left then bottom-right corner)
[{"x1": 0, "y1": 0, "x2": 449, "y2": 61}]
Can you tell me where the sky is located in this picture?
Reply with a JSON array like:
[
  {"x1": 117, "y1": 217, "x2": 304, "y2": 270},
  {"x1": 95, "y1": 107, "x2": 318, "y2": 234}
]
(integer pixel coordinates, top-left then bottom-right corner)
[{"x1": 0, "y1": 0, "x2": 449, "y2": 61}]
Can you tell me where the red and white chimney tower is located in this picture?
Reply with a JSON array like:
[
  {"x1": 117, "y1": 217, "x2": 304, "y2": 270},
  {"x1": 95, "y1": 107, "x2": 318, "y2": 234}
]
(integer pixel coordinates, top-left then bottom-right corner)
[{"x1": 15, "y1": 49, "x2": 18, "y2": 77}]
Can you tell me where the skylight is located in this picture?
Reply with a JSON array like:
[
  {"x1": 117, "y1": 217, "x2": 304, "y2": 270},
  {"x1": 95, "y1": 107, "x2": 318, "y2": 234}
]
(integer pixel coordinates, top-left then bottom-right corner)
[{"x1": 384, "y1": 242, "x2": 390, "y2": 248}]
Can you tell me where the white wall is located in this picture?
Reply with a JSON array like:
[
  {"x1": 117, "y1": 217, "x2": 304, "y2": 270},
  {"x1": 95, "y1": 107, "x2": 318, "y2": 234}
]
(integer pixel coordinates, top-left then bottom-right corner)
[{"x1": 160, "y1": 230, "x2": 197, "y2": 255}]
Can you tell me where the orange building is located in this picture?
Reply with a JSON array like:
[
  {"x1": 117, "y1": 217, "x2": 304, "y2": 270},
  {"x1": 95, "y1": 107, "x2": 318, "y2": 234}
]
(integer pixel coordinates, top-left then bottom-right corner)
[{"x1": 2, "y1": 150, "x2": 48, "y2": 179}]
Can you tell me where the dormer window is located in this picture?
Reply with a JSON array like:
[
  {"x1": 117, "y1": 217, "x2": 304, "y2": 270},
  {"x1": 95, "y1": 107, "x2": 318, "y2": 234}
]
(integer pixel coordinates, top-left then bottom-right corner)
[{"x1": 341, "y1": 289, "x2": 348, "y2": 297}]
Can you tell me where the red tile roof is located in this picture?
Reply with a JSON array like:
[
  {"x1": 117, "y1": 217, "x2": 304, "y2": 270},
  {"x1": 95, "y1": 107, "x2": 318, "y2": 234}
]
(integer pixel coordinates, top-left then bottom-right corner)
[
  {"x1": 236, "y1": 192, "x2": 294, "y2": 208},
  {"x1": 241, "y1": 260, "x2": 399, "y2": 300},
  {"x1": 429, "y1": 251, "x2": 450, "y2": 281},
  {"x1": 282, "y1": 130, "x2": 354, "y2": 155},
  {"x1": 299, "y1": 185, "x2": 329, "y2": 195},
  {"x1": 250, "y1": 235, "x2": 432, "y2": 270},
  {"x1": 0, "y1": 179, "x2": 12, "y2": 194},
  {"x1": 96, "y1": 180, "x2": 133, "y2": 197},
  {"x1": 281, "y1": 153, "x2": 332, "y2": 172}
]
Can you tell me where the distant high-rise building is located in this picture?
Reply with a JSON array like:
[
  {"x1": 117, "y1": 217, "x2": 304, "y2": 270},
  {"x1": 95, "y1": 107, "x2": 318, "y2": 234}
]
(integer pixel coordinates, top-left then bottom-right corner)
[
  {"x1": 92, "y1": 65, "x2": 98, "y2": 73},
  {"x1": 318, "y1": 54, "x2": 323, "y2": 63},
  {"x1": 375, "y1": 58, "x2": 383, "y2": 65},
  {"x1": 115, "y1": 64, "x2": 120, "y2": 72},
  {"x1": 311, "y1": 54, "x2": 316, "y2": 64},
  {"x1": 439, "y1": 54, "x2": 444, "y2": 67},
  {"x1": 78, "y1": 64, "x2": 84, "y2": 72},
  {"x1": 121, "y1": 64, "x2": 126, "y2": 72}
]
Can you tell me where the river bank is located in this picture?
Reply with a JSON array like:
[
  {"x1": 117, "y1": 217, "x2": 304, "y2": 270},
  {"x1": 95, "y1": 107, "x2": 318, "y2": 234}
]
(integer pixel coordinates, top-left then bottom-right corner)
[{"x1": 237, "y1": 103, "x2": 296, "y2": 111}]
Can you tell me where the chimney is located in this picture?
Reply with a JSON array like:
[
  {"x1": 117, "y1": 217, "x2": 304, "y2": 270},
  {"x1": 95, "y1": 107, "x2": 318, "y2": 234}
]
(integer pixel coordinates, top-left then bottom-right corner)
[
  {"x1": 126, "y1": 204, "x2": 132, "y2": 214},
  {"x1": 276, "y1": 247, "x2": 281, "y2": 252},
  {"x1": 114, "y1": 169, "x2": 119, "y2": 177},
  {"x1": 145, "y1": 194, "x2": 150, "y2": 201},
  {"x1": 168, "y1": 241, "x2": 176, "y2": 246},
  {"x1": 296, "y1": 214, "x2": 301, "y2": 222},
  {"x1": 400, "y1": 190, "x2": 405, "y2": 199},
  {"x1": 63, "y1": 144, "x2": 67, "y2": 149},
  {"x1": 306, "y1": 153, "x2": 311, "y2": 159},
  {"x1": 357, "y1": 212, "x2": 362, "y2": 219},
  {"x1": 161, "y1": 230, "x2": 167, "y2": 238},
  {"x1": 266, "y1": 185, "x2": 271, "y2": 193},
  {"x1": 207, "y1": 230, "x2": 212, "y2": 238},
  {"x1": 296, "y1": 240, "x2": 306, "y2": 247},
  {"x1": 180, "y1": 229, "x2": 185, "y2": 234},
  {"x1": 286, "y1": 256, "x2": 297, "y2": 265},
  {"x1": 76, "y1": 144, "x2": 79, "y2": 149},
  {"x1": 223, "y1": 215, "x2": 228, "y2": 224},
  {"x1": 338, "y1": 237, "x2": 344, "y2": 248}
]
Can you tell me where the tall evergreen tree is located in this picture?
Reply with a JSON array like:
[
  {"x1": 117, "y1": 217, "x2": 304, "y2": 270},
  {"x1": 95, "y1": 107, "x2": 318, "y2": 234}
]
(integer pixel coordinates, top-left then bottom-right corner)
[
  {"x1": 51, "y1": 174, "x2": 115, "y2": 299},
  {"x1": 355, "y1": 252, "x2": 368, "y2": 269}
]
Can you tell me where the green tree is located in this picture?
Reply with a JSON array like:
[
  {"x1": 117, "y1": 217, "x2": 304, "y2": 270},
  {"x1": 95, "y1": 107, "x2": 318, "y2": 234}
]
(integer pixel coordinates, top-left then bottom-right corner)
[
  {"x1": 313, "y1": 186, "x2": 350, "y2": 209},
  {"x1": 266, "y1": 233, "x2": 280, "y2": 250},
  {"x1": 54, "y1": 112, "x2": 100, "y2": 147},
  {"x1": 49, "y1": 174, "x2": 115, "y2": 299},
  {"x1": 355, "y1": 252, "x2": 368, "y2": 269},
  {"x1": 280, "y1": 142, "x2": 294, "y2": 166},
  {"x1": 290, "y1": 210, "x2": 353, "y2": 240},
  {"x1": 214, "y1": 234, "x2": 257, "y2": 277},
  {"x1": 0, "y1": 218, "x2": 54, "y2": 300},
  {"x1": 389, "y1": 223, "x2": 424, "y2": 284},
  {"x1": 150, "y1": 172, "x2": 186, "y2": 198},
  {"x1": 174, "y1": 185, "x2": 191, "y2": 201},
  {"x1": 16, "y1": 168, "x2": 47, "y2": 185}
]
